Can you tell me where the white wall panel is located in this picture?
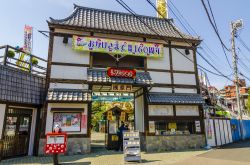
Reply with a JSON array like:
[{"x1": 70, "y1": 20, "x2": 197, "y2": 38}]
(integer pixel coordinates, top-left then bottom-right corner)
[
  {"x1": 94, "y1": 33, "x2": 143, "y2": 41},
  {"x1": 52, "y1": 37, "x2": 90, "y2": 64},
  {"x1": 28, "y1": 108, "x2": 37, "y2": 155},
  {"x1": 148, "y1": 105, "x2": 173, "y2": 116},
  {"x1": 147, "y1": 47, "x2": 170, "y2": 70},
  {"x1": 46, "y1": 103, "x2": 88, "y2": 134},
  {"x1": 0, "y1": 104, "x2": 6, "y2": 139},
  {"x1": 205, "y1": 119, "x2": 216, "y2": 147},
  {"x1": 223, "y1": 120, "x2": 229, "y2": 144},
  {"x1": 172, "y1": 48, "x2": 194, "y2": 71},
  {"x1": 175, "y1": 88, "x2": 197, "y2": 94},
  {"x1": 227, "y1": 120, "x2": 233, "y2": 143},
  {"x1": 135, "y1": 95, "x2": 144, "y2": 132},
  {"x1": 51, "y1": 65, "x2": 88, "y2": 80},
  {"x1": 150, "y1": 87, "x2": 172, "y2": 93},
  {"x1": 219, "y1": 120, "x2": 226, "y2": 145},
  {"x1": 149, "y1": 71, "x2": 171, "y2": 84},
  {"x1": 173, "y1": 73, "x2": 196, "y2": 85},
  {"x1": 49, "y1": 83, "x2": 89, "y2": 90},
  {"x1": 214, "y1": 119, "x2": 221, "y2": 146},
  {"x1": 176, "y1": 106, "x2": 199, "y2": 116}
]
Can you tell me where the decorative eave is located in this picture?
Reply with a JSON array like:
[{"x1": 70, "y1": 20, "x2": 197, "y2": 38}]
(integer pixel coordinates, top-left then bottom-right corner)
[{"x1": 47, "y1": 5, "x2": 201, "y2": 45}]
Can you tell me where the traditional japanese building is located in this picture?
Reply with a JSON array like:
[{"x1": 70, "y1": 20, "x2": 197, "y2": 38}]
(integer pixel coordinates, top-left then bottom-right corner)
[{"x1": 38, "y1": 4, "x2": 205, "y2": 154}]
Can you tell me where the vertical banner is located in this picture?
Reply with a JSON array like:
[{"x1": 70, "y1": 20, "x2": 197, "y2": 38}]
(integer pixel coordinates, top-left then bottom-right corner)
[{"x1": 24, "y1": 25, "x2": 33, "y2": 53}]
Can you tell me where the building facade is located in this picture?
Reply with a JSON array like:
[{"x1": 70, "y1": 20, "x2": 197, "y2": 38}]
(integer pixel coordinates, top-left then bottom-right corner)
[{"x1": 38, "y1": 5, "x2": 205, "y2": 154}]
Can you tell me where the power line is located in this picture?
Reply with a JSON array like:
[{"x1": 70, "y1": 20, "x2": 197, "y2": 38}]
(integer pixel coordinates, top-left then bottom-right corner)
[
  {"x1": 115, "y1": 0, "x2": 233, "y2": 82},
  {"x1": 144, "y1": 0, "x2": 233, "y2": 81},
  {"x1": 237, "y1": 36, "x2": 250, "y2": 52},
  {"x1": 168, "y1": 1, "x2": 231, "y2": 72},
  {"x1": 200, "y1": 0, "x2": 230, "y2": 51},
  {"x1": 200, "y1": 0, "x2": 232, "y2": 69}
]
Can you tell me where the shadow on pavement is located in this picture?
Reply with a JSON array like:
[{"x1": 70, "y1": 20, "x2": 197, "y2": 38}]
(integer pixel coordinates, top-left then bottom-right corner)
[{"x1": 62, "y1": 162, "x2": 91, "y2": 165}]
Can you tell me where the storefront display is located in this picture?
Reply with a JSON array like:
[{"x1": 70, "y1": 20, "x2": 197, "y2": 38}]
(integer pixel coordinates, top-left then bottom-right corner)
[
  {"x1": 53, "y1": 113, "x2": 81, "y2": 132},
  {"x1": 154, "y1": 121, "x2": 196, "y2": 135}
]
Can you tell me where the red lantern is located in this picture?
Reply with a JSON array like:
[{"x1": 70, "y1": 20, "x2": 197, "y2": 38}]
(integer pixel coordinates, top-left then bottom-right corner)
[{"x1": 107, "y1": 68, "x2": 136, "y2": 78}]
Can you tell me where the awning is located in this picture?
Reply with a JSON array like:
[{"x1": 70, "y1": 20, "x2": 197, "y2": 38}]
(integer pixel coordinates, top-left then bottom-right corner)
[
  {"x1": 147, "y1": 93, "x2": 204, "y2": 105},
  {"x1": 87, "y1": 68, "x2": 153, "y2": 85},
  {"x1": 47, "y1": 89, "x2": 92, "y2": 102}
]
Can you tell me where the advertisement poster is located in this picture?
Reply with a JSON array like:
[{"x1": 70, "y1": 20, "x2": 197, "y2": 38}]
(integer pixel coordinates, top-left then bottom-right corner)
[
  {"x1": 53, "y1": 113, "x2": 81, "y2": 132},
  {"x1": 24, "y1": 25, "x2": 33, "y2": 53},
  {"x1": 72, "y1": 36, "x2": 163, "y2": 58},
  {"x1": 149, "y1": 121, "x2": 155, "y2": 133}
]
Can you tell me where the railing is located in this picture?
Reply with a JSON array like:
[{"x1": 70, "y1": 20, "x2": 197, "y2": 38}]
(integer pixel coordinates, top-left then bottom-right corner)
[{"x1": 0, "y1": 45, "x2": 47, "y2": 77}]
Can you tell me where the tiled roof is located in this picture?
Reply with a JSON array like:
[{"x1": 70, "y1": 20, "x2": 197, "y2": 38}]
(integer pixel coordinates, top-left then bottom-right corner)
[
  {"x1": 48, "y1": 5, "x2": 199, "y2": 41},
  {"x1": 147, "y1": 93, "x2": 204, "y2": 104},
  {"x1": 47, "y1": 89, "x2": 92, "y2": 102},
  {"x1": 87, "y1": 68, "x2": 153, "y2": 85}
]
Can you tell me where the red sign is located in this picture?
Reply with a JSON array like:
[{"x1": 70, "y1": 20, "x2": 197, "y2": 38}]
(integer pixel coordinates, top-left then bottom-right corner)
[
  {"x1": 107, "y1": 68, "x2": 136, "y2": 78},
  {"x1": 45, "y1": 133, "x2": 67, "y2": 154}
]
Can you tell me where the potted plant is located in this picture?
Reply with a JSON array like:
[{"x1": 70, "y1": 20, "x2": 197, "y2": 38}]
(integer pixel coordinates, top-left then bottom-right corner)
[
  {"x1": 31, "y1": 57, "x2": 38, "y2": 65},
  {"x1": 7, "y1": 50, "x2": 15, "y2": 58}
]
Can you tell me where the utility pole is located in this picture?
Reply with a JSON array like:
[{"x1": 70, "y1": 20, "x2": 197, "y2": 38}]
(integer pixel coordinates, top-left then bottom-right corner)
[{"x1": 231, "y1": 19, "x2": 244, "y2": 140}]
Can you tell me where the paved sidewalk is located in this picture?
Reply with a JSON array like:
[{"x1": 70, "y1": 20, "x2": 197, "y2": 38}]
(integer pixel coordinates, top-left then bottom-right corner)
[{"x1": 0, "y1": 149, "x2": 207, "y2": 165}]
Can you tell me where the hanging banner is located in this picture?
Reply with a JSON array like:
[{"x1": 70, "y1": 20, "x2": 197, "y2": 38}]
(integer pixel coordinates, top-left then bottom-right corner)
[
  {"x1": 24, "y1": 25, "x2": 33, "y2": 53},
  {"x1": 72, "y1": 36, "x2": 163, "y2": 58}
]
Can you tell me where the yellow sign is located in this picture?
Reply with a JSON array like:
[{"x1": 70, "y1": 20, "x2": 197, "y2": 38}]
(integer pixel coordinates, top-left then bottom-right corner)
[
  {"x1": 120, "y1": 112, "x2": 126, "y2": 122},
  {"x1": 107, "y1": 111, "x2": 113, "y2": 121},
  {"x1": 157, "y1": 0, "x2": 167, "y2": 18},
  {"x1": 111, "y1": 84, "x2": 132, "y2": 92},
  {"x1": 168, "y1": 123, "x2": 177, "y2": 129},
  {"x1": 72, "y1": 36, "x2": 163, "y2": 58}
]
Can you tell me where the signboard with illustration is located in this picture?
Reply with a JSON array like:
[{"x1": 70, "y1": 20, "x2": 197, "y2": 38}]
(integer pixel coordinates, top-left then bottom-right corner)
[
  {"x1": 72, "y1": 36, "x2": 163, "y2": 58},
  {"x1": 45, "y1": 133, "x2": 67, "y2": 154},
  {"x1": 53, "y1": 113, "x2": 81, "y2": 132}
]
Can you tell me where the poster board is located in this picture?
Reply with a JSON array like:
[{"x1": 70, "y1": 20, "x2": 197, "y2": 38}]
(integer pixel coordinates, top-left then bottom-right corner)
[{"x1": 123, "y1": 130, "x2": 141, "y2": 162}]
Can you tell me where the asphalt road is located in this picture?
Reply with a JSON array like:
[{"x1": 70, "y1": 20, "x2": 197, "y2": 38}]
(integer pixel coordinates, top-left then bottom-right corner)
[{"x1": 172, "y1": 140, "x2": 250, "y2": 165}]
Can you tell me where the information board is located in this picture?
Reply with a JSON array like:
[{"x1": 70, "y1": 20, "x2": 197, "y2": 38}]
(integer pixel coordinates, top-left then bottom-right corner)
[
  {"x1": 123, "y1": 130, "x2": 141, "y2": 162},
  {"x1": 45, "y1": 133, "x2": 67, "y2": 154}
]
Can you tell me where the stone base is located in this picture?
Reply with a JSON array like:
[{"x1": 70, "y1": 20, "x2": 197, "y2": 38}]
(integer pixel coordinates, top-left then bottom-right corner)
[
  {"x1": 38, "y1": 137, "x2": 90, "y2": 156},
  {"x1": 145, "y1": 135, "x2": 205, "y2": 152}
]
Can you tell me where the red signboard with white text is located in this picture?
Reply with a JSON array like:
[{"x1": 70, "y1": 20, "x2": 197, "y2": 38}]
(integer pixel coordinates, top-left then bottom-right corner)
[
  {"x1": 107, "y1": 68, "x2": 136, "y2": 78},
  {"x1": 45, "y1": 133, "x2": 67, "y2": 154}
]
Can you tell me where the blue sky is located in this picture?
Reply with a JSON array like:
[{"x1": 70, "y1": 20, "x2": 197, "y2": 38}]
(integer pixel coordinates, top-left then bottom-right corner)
[{"x1": 0, "y1": 0, "x2": 249, "y2": 89}]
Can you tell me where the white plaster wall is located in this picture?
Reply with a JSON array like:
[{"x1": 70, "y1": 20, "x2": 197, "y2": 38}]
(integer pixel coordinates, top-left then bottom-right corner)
[
  {"x1": 49, "y1": 83, "x2": 89, "y2": 90},
  {"x1": 176, "y1": 105, "x2": 199, "y2": 116},
  {"x1": 175, "y1": 88, "x2": 197, "y2": 94},
  {"x1": 28, "y1": 108, "x2": 37, "y2": 155},
  {"x1": 147, "y1": 47, "x2": 170, "y2": 70},
  {"x1": 172, "y1": 48, "x2": 194, "y2": 71},
  {"x1": 0, "y1": 104, "x2": 6, "y2": 139},
  {"x1": 94, "y1": 33, "x2": 143, "y2": 41},
  {"x1": 46, "y1": 103, "x2": 88, "y2": 134},
  {"x1": 173, "y1": 73, "x2": 196, "y2": 85},
  {"x1": 50, "y1": 65, "x2": 88, "y2": 80},
  {"x1": 148, "y1": 105, "x2": 173, "y2": 116},
  {"x1": 150, "y1": 87, "x2": 172, "y2": 93},
  {"x1": 135, "y1": 95, "x2": 144, "y2": 132},
  {"x1": 149, "y1": 71, "x2": 171, "y2": 84},
  {"x1": 52, "y1": 36, "x2": 90, "y2": 64}
]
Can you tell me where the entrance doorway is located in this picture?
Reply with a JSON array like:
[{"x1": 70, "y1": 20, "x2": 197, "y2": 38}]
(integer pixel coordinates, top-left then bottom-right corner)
[
  {"x1": 91, "y1": 92, "x2": 134, "y2": 151},
  {"x1": 2, "y1": 108, "x2": 33, "y2": 158}
]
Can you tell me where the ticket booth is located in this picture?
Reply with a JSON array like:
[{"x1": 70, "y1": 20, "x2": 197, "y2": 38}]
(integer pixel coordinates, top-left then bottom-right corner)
[{"x1": 103, "y1": 106, "x2": 128, "y2": 150}]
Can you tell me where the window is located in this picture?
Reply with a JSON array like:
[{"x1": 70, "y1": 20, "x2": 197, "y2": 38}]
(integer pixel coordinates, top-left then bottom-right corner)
[
  {"x1": 53, "y1": 113, "x2": 81, "y2": 132},
  {"x1": 152, "y1": 121, "x2": 197, "y2": 135}
]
